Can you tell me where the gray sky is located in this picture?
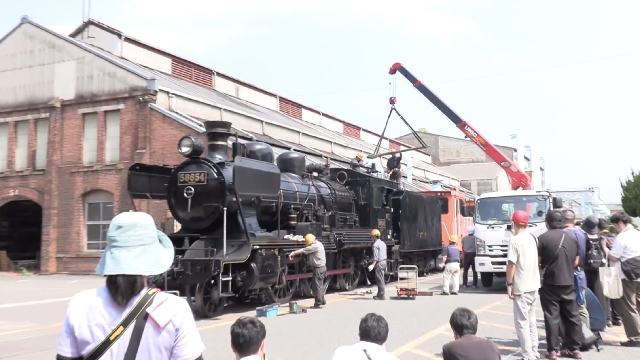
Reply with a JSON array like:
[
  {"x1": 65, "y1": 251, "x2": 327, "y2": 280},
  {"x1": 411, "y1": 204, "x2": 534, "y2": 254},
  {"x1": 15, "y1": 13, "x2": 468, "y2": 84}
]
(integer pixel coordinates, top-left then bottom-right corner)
[{"x1": 2, "y1": 0, "x2": 639, "y2": 202}]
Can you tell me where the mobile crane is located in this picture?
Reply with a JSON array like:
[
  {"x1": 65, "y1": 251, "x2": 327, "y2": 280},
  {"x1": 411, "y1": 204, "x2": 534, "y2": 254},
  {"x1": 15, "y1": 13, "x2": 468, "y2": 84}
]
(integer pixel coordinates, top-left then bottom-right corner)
[{"x1": 388, "y1": 63, "x2": 562, "y2": 287}]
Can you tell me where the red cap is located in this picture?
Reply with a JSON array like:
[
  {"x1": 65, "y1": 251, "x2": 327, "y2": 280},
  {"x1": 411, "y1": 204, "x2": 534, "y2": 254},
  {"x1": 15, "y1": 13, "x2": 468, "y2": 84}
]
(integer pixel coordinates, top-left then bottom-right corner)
[{"x1": 512, "y1": 210, "x2": 529, "y2": 226}]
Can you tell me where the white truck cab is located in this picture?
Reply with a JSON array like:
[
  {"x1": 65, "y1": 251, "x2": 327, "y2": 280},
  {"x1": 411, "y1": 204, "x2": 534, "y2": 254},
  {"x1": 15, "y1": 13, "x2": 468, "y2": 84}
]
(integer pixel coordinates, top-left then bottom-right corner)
[{"x1": 473, "y1": 190, "x2": 563, "y2": 288}]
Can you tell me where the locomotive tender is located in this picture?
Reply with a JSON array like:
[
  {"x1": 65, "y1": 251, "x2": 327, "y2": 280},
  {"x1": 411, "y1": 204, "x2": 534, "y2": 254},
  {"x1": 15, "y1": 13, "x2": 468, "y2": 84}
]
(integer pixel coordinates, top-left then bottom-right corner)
[{"x1": 127, "y1": 120, "x2": 443, "y2": 318}]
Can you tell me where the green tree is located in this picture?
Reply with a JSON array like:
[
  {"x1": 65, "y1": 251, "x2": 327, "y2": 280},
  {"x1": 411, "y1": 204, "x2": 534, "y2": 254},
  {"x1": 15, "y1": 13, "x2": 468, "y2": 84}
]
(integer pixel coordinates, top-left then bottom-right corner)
[{"x1": 620, "y1": 169, "x2": 640, "y2": 217}]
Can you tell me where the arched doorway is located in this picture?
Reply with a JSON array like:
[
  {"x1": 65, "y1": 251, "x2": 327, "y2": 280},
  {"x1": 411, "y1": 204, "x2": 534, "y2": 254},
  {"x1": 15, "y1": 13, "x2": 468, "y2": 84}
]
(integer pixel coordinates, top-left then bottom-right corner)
[{"x1": 0, "y1": 200, "x2": 42, "y2": 270}]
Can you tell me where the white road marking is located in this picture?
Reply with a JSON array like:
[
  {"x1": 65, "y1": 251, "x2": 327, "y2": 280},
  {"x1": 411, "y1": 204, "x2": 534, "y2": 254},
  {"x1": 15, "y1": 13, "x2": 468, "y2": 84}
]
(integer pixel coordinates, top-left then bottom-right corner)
[{"x1": 0, "y1": 297, "x2": 72, "y2": 309}]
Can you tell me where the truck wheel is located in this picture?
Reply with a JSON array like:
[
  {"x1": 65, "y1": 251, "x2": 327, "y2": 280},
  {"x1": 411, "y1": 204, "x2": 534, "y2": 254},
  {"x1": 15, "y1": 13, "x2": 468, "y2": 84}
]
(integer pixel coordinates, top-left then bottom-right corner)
[{"x1": 481, "y1": 273, "x2": 493, "y2": 288}]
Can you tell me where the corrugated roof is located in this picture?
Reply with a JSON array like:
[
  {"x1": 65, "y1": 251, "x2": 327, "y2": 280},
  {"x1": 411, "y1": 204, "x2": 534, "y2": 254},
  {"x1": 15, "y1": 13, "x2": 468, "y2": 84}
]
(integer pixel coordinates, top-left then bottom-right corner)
[
  {"x1": 438, "y1": 162, "x2": 502, "y2": 181},
  {"x1": 89, "y1": 47, "x2": 457, "y2": 181}
]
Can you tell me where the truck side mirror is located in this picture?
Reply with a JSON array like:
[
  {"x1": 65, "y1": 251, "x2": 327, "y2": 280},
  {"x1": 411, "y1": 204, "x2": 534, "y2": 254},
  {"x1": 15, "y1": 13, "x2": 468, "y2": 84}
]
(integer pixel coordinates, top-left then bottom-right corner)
[{"x1": 552, "y1": 197, "x2": 563, "y2": 209}]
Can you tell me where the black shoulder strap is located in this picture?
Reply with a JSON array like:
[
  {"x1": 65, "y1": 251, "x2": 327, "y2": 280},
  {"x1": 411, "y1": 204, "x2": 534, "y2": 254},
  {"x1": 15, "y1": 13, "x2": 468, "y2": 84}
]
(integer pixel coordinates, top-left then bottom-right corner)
[
  {"x1": 362, "y1": 349, "x2": 373, "y2": 360},
  {"x1": 123, "y1": 312, "x2": 149, "y2": 360},
  {"x1": 84, "y1": 288, "x2": 159, "y2": 360}
]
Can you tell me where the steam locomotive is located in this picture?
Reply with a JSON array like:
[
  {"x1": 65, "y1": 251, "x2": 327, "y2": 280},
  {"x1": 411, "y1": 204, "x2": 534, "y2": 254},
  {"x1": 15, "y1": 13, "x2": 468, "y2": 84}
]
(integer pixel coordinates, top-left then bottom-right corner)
[{"x1": 127, "y1": 120, "x2": 443, "y2": 318}]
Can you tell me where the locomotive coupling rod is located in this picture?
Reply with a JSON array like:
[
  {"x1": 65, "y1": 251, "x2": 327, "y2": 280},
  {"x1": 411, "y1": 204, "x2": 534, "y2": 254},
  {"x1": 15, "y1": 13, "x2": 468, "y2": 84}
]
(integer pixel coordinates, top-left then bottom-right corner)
[{"x1": 367, "y1": 146, "x2": 426, "y2": 159}]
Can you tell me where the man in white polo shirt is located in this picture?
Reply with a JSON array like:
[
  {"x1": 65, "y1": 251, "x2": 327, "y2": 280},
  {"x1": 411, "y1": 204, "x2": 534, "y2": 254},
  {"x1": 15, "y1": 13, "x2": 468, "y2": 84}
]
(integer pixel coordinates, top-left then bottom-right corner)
[
  {"x1": 332, "y1": 313, "x2": 399, "y2": 360},
  {"x1": 607, "y1": 212, "x2": 640, "y2": 347},
  {"x1": 506, "y1": 210, "x2": 541, "y2": 360}
]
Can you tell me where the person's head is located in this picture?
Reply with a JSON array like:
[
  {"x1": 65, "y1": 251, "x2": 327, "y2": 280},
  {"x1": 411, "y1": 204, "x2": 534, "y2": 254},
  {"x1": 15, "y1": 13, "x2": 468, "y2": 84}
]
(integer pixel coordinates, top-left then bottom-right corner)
[
  {"x1": 609, "y1": 212, "x2": 634, "y2": 233},
  {"x1": 358, "y1": 313, "x2": 389, "y2": 346},
  {"x1": 230, "y1": 317, "x2": 267, "y2": 359},
  {"x1": 390, "y1": 149, "x2": 400, "y2": 158},
  {"x1": 467, "y1": 226, "x2": 475, "y2": 236},
  {"x1": 449, "y1": 307, "x2": 478, "y2": 339},
  {"x1": 561, "y1": 209, "x2": 576, "y2": 227},
  {"x1": 545, "y1": 209, "x2": 564, "y2": 230},
  {"x1": 96, "y1": 211, "x2": 175, "y2": 307},
  {"x1": 581, "y1": 214, "x2": 600, "y2": 237},
  {"x1": 356, "y1": 152, "x2": 364, "y2": 162},
  {"x1": 371, "y1": 229, "x2": 380, "y2": 242},
  {"x1": 449, "y1": 235, "x2": 459, "y2": 245},
  {"x1": 511, "y1": 210, "x2": 529, "y2": 234},
  {"x1": 598, "y1": 218, "x2": 610, "y2": 232},
  {"x1": 304, "y1": 233, "x2": 316, "y2": 246}
]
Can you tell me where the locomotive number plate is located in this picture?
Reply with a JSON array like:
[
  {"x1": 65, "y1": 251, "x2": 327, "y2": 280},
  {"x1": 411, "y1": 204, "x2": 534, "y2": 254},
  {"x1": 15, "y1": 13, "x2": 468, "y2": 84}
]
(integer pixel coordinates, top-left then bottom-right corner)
[{"x1": 178, "y1": 171, "x2": 207, "y2": 185}]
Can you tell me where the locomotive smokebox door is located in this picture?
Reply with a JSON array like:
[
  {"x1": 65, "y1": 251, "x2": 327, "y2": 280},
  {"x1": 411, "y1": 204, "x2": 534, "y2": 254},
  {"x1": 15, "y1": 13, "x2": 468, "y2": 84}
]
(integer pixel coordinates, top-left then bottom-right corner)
[
  {"x1": 295, "y1": 222, "x2": 322, "y2": 238},
  {"x1": 233, "y1": 157, "x2": 281, "y2": 197}
]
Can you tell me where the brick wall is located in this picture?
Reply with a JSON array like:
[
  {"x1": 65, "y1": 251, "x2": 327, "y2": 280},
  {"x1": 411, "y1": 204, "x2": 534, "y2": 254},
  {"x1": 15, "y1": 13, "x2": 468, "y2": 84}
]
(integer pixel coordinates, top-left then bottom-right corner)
[{"x1": 0, "y1": 95, "x2": 203, "y2": 273}]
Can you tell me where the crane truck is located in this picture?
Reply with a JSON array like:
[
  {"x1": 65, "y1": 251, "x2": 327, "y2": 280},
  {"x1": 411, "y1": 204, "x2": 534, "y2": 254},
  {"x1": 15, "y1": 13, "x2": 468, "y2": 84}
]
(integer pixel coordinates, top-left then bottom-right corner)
[{"x1": 388, "y1": 63, "x2": 564, "y2": 287}]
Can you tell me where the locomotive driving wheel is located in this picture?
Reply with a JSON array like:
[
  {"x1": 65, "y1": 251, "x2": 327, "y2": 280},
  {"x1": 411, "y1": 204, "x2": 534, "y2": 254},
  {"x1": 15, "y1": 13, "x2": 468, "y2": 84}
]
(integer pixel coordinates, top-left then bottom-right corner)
[
  {"x1": 261, "y1": 261, "x2": 296, "y2": 305},
  {"x1": 194, "y1": 277, "x2": 225, "y2": 319},
  {"x1": 337, "y1": 253, "x2": 360, "y2": 291}
]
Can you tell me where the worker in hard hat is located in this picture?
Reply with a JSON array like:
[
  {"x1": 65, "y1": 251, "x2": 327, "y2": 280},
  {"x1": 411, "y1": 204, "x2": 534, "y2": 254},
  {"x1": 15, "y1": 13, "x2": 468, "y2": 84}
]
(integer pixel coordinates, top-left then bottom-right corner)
[
  {"x1": 350, "y1": 152, "x2": 365, "y2": 171},
  {"x1": 386, "y1": 149, "x2": 402, "y2": 183},
  {"x1": 441, "y1": 235, "x2": 462, "y2": 295},
  {"x1": 288, "y1": 233, "x2": 327, "y2": 308},
  {"x1": 367, "y1": 229, "x2": 388, "y2": 300},
  {"x1": 461, "y1": 226, "x2": 478, "y2": 288}
]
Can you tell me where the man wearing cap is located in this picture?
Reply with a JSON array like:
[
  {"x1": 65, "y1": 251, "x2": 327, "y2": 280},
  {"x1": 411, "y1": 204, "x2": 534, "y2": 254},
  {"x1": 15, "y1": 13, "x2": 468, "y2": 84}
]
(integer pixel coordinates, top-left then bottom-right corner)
[
  {"x1": 56, "y1": 212, "x2": 206, "y2": 360},
  {"x1": 506, "y1": 210, "x2": 541, "y2": 360},
  {"x1": 368, "y1": 229, "x2": 387, "y2": 300},
  {"x1": 289, "y1": 234, "x2": 327, "y2": 308},
  {"x1": 350, "y1": 152, "x2": 365, "y2": 171},
  {"x1": 581, "y1": 215, "x2": 609, "y2": 326},
  {"x1": 461, "y1": 226, "x2": 478, "y2": 288},
  {"x1": 441, "y1": 235, "x2": 461, "y2": 295}
]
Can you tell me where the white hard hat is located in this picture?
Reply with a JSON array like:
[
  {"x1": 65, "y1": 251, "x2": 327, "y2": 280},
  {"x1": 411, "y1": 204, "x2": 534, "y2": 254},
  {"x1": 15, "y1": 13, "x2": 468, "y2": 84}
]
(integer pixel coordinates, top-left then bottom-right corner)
[{"x1": 467, "y1": 226, "x2": 475, "y2": 235}]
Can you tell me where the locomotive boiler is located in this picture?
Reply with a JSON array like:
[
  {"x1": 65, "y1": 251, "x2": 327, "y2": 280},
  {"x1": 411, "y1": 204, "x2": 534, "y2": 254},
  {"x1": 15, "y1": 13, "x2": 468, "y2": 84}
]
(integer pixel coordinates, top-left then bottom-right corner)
[{"x1": 127, "y1": 120, "x2": 444, "y2": 318}]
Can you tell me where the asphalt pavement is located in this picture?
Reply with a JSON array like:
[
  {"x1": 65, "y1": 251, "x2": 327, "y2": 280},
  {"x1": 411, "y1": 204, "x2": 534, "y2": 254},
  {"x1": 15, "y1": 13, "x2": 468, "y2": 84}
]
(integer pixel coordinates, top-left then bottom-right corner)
[{"x1": 0, "y1": 272, "x2": 637, "y2": 359}]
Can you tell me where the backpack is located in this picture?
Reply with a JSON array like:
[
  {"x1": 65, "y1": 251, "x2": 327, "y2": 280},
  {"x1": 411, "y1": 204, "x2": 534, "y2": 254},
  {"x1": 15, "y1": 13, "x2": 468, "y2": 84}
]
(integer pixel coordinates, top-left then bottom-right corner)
[{"x1": 585, "y1": 234, "x2": 606, "y2": 269}]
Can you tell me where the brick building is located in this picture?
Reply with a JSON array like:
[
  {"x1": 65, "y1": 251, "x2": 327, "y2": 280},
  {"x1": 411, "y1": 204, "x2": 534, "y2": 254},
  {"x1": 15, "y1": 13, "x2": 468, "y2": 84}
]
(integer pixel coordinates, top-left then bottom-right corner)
[{"x1": 0, "y1": 17, "x2": 466, "y2": 273}]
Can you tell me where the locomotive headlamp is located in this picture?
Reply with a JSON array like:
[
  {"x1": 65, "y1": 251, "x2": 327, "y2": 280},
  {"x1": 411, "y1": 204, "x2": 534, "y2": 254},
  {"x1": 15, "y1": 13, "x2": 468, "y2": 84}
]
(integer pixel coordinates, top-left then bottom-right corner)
[{"x1": 178, "y1": 136, "x2": 204, "y2": 158}]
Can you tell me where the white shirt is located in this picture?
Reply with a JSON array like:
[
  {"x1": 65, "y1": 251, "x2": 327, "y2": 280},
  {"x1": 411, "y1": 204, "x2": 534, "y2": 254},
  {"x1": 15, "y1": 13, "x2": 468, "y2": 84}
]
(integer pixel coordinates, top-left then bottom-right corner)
[
  {"x1": 610, "y1": 225, "x2": 640, "y2": 281},
  {"x1": 507, "y1": 231, "x2": 541, "y2": 295},
  {"x1": 56, "y1": 286, "x2": 206, "y2": 360},
  {"x1": 332, "y1": 341, "x2": 399, "y2": 360}
]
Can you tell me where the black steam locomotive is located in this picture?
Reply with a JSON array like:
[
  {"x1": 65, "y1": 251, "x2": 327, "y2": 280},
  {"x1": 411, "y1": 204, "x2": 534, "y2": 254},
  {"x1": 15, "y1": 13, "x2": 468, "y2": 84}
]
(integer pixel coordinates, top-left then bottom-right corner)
[{"x1": 127, "y1": 120, "x2": 443, "y2": 318}]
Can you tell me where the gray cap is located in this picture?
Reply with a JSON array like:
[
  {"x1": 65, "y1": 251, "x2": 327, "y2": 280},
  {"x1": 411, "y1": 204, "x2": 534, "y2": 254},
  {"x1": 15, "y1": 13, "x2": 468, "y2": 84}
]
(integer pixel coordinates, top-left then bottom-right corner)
[{"x1": 581, "y1": 214, "x2": 599, "y2": 235}]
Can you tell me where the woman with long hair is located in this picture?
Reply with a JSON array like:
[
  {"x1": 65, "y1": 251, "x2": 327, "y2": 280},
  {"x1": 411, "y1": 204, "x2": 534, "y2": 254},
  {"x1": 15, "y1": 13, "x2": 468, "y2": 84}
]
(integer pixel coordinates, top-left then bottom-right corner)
[{"x1": 56, "y1": 211, "x2": 205, "y2": 360}]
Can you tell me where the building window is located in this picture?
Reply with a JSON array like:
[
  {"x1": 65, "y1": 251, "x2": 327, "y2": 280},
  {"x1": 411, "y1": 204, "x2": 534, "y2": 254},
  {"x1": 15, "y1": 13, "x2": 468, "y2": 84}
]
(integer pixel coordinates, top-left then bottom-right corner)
[
  {"x1": 35, "y1": 119, "x2": 49, "y2": 170},
  {"x1": 0, "y1": 124, "x2": 8, "y2": 172},
  {"x1": 84, "y1": 190, "x2": 114, "y2": 251},
  {"x1": 14, "y1": 121, "x2": 29, "y2": 171},
  {"x1": 105, "y1": 110, "x2": 120, "y2": 164},
  {"x1": 83, "y1": 113, "x2": 98, "y2": 165}
]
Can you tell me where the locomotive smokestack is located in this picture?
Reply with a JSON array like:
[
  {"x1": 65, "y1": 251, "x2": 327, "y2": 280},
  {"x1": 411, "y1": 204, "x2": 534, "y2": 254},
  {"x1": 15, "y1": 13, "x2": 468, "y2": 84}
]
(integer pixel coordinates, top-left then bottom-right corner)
[{"x1": 204, "y1": 120, "x2": 232, "y2": 162}]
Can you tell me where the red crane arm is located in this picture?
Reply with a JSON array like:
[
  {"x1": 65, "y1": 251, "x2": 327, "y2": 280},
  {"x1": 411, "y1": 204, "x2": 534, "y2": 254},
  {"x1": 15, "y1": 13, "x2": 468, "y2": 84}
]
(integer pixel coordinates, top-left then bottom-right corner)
[{"x1": 389, "y1": 62, "x2": 531, "y2": 190}]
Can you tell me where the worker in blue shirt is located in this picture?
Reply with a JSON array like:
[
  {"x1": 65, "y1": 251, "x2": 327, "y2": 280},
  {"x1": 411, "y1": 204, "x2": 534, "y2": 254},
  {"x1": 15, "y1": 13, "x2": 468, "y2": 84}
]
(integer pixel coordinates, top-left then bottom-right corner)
[{"x1": 442, "y1": 235, "x2": 462, "y2": 295}]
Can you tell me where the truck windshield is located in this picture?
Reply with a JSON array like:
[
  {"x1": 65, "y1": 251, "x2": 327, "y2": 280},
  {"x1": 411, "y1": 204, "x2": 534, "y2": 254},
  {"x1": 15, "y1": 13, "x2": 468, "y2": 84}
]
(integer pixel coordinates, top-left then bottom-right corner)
[{"x1": 475, "y1": 195, "x2": 549, "y2": 225}]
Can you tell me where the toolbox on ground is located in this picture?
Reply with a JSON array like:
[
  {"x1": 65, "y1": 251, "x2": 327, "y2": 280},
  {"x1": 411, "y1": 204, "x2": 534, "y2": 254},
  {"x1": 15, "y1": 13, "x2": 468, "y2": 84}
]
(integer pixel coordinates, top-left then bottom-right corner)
[{"x1": 256, "y1": 304, "x2": 279, "y2": 318}]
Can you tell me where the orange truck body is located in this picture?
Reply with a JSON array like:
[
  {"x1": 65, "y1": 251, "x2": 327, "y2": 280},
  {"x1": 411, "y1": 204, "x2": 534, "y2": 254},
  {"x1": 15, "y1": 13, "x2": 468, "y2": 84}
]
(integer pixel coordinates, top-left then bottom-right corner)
[{"x1": 424, "y1": 188, "x2": 475, "y2": 252}]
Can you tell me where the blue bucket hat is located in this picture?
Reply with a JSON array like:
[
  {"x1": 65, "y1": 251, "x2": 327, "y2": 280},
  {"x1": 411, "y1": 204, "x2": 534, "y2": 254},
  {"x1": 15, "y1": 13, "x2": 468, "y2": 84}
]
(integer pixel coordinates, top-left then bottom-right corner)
[{"x1": 95, "y1": 211, "x2": 175, "y2": 276}]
